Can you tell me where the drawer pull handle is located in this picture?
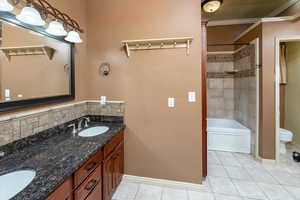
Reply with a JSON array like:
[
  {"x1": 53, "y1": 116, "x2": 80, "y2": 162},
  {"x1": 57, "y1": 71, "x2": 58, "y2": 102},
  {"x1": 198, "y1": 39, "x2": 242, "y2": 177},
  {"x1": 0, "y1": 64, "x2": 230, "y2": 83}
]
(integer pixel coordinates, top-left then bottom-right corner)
[
  {"x1": 85, "y1": 179, "x2": 98, "y2": 192},
  {"x1": 85, "y1": 162, "x2": 97, "y2": 172}
]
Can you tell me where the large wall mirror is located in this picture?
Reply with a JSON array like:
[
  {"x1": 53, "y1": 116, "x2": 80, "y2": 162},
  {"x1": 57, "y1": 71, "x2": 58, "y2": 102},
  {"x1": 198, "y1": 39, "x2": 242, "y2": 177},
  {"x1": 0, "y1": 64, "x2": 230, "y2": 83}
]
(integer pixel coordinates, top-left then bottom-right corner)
[{"x1": 0, "y1": 12, "x2": 75, "y2": 112}]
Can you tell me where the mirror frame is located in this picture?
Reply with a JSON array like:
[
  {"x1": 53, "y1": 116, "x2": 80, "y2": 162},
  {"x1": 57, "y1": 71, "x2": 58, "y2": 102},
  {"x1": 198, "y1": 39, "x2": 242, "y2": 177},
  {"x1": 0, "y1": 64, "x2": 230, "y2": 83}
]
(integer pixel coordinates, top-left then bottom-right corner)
[{"x1": 0, "y1": 11, "x2": 75, "y2": 112}]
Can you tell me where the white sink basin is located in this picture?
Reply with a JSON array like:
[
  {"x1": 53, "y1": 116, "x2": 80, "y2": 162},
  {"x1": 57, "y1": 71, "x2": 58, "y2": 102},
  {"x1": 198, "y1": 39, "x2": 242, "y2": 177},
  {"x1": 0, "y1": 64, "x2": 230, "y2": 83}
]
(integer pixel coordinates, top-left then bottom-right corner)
[
  {"x1": 0, "y1": 170, "x2": 36, "y2": 200},
  {"x1": 78, "y1": 126, "x2": 109, "y2": 137}
]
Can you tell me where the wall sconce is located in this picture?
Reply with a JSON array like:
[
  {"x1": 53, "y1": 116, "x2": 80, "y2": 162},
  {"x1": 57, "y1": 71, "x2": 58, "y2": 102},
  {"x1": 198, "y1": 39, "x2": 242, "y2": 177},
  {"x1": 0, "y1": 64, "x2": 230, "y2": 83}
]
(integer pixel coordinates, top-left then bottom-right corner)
[
  {"x1": 2, "y1": 0, "x2": 84, "y2": 43},
  {"x1": 16, "y1": 5, "x2": 45, "y2": 26},
  {"x1": 46, "y1": 20, "x2": 67, "y2": 36},
  {"x1": 65, "y1": 30, "x2": 82, "y2": 43},
  {"x1": 0, "y1": 0, "x2": 13, "y2": 11}
]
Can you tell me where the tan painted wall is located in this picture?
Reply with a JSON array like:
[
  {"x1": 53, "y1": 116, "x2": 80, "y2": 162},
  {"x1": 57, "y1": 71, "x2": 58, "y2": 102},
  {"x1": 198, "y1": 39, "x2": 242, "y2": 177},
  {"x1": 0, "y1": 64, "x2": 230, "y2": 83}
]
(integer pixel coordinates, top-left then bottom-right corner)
[
  {"x1": 0, "y1": 0, "x2": 88, "y2": 116},
  {"x1": 285, "y1": 42, "x2": 300, "y2": 146},
  {"x1": 207, "y1": 24, "x2": 252, "y2": 52},
  {"x1": 261, "y1": 21, "x2": 300, "y2": 159},
  {"x1": 86, "y1": 0, "x2": 202, "y2": 183},
  {"x1": 0, "y1": 22, "x2": 70, "y2": 101}
]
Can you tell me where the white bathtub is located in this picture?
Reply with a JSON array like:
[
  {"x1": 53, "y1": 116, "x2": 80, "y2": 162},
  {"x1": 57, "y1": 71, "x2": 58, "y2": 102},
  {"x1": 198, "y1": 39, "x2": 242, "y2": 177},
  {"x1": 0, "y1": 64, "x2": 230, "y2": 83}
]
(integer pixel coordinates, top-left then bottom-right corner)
[{"x1": 207, "y1": 118, "x2": 251, "y2": 153}]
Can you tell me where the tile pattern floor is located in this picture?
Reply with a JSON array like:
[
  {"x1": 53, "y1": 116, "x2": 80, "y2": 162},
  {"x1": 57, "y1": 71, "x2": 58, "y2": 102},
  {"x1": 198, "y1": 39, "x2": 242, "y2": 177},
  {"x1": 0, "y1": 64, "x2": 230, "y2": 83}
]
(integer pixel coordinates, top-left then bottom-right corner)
[{"x1": 113, "y1": 144, "x2": 300, "y2": 200}]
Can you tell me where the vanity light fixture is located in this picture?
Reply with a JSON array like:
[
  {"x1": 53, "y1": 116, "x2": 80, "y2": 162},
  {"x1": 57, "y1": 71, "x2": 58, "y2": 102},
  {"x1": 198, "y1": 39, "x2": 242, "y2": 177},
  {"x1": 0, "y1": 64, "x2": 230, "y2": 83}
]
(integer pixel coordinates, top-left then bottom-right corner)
[
  {"x1": 65, "y1": 30, "x2": 82, "y2": 43},
  {"x1": 16, "y1": 5, "x2": 45, "y2": 26},
  {"x1": 202, "y1": 0, "x2": 223, "y2": 13},
  {"x1": 0, "y1": 0, "x2": 13, "y2": 12},
  {"x1": 46, "y1": 20, "x2": 67, "y2": 36}
]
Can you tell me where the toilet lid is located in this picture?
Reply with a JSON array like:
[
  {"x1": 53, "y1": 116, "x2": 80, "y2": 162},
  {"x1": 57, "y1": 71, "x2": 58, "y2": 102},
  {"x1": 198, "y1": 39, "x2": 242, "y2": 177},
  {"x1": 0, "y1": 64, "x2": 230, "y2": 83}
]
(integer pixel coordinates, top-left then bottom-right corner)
[{"x1": 280, "y1": 128, "x2": 293, "y2": 137}]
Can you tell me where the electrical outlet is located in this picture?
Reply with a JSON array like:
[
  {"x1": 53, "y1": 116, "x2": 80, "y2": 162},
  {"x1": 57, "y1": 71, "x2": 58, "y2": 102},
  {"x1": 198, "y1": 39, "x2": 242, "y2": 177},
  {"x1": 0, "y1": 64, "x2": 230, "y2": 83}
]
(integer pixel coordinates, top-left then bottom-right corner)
[
  {"x1": 100, "y1": 96, "x2": 107, "y2": 104},
  {"x1": 188, "y1": 92, "x2": 196, "y2": 102}
]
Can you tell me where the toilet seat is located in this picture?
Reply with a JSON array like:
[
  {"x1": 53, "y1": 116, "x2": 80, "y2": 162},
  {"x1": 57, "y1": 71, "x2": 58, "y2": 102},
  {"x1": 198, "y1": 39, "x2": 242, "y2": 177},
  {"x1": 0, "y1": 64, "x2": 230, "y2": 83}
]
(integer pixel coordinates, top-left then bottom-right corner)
[{"x1": 280, "y1": 128, "x2": 293, "y2": 142}]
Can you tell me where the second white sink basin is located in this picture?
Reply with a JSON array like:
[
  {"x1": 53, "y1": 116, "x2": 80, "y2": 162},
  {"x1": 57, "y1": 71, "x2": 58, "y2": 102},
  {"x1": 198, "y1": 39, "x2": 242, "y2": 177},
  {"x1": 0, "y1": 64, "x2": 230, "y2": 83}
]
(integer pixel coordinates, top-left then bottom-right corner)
[
  {"x1": 0, "y1": 170, "x2": 36, "y2": 200},
  {"x1": 78, "y1": 126, "x2": 109, "y2": 137}
]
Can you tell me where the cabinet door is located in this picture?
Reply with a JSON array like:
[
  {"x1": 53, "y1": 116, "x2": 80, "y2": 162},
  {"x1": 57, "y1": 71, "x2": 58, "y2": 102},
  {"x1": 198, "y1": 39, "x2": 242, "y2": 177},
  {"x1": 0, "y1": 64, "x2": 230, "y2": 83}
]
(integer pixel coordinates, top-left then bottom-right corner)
[
  {"x1": 46, "y1": 177, "x2": 73, "y2": 200},
  {"x1": 113, "y1": 143, "x2": 124, "y2": 189},
  {"x1": 103, "y1": 155, "x2": 115, "y2": 200}
]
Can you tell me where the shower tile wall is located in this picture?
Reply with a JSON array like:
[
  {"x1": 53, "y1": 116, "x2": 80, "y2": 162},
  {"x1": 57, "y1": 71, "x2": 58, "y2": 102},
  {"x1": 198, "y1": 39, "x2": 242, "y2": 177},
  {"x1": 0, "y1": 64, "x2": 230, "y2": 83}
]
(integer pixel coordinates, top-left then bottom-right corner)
[
  {"x1": 234, "y1": 45, "x2": 257, "y2": 153},
  {"x1": 207, "y1": 54, "x2": 235, "y2": 119},
  {"x1": 207, "y1": 46, "x2": 257, "y2": 155}
]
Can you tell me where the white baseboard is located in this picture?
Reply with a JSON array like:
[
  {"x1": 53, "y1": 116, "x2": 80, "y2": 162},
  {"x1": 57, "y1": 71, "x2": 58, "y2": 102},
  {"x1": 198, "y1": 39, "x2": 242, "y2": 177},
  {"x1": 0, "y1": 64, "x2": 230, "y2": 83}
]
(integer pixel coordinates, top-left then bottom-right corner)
[{"x1": 122, "y1": 175, "x2": 207, "y2": 192}]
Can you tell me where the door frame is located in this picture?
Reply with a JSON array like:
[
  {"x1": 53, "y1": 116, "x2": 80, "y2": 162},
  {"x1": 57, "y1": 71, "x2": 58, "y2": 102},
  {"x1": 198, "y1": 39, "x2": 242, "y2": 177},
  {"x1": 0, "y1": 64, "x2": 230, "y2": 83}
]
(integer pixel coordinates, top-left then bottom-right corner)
[
  {"x1": 275, "y1": 35, "x2": 300, "y2": 162},
  {"x1": 201, "y1": 20, "x2": 208, "y2": 178}
]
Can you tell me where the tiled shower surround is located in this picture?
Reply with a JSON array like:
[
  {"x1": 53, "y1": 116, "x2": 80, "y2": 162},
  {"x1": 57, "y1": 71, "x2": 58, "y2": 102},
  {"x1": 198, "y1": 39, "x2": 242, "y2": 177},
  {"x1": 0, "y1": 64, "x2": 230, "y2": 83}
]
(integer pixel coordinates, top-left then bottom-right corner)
[
  {"x1": 208, "y1": 45, "x2": 257, "y2": 153},
  {"x1": 207, "y1": 54, "x2": 235, "y2": 119},
  {"x1": 0, "y1": 101, "x2": 124, "y2": 146}
]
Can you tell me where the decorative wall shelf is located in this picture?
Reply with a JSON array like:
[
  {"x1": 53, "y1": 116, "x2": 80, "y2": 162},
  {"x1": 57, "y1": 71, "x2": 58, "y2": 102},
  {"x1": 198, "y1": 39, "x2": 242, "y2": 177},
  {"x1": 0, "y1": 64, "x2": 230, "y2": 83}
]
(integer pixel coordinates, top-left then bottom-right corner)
[
  {"x1": 121, "y1": 37, "x2": 193, "y2": 57},
  {"x1": 0, "y1": 45, "x2": 55, "y2": 61}
]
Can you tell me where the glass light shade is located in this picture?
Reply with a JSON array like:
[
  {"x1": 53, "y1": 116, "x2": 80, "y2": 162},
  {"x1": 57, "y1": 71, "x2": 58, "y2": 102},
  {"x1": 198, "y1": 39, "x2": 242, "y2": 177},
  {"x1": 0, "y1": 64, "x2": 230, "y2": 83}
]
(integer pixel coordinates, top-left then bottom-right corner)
[
  {"x1": 0, "y1": 0, "x2": 13, "y2": 11},
  {"x1": 65, "y1": 31, "x2": 82, "y2": 43},
  {"x1": 16, "y1": 6, "x2": 45, "y2": 26},
  {"x1": 46, "y1": 21, "x2": 67, "y2": 36},
  {"x1": 203, "y1": 0, "x2": 222, "y2": 13}
]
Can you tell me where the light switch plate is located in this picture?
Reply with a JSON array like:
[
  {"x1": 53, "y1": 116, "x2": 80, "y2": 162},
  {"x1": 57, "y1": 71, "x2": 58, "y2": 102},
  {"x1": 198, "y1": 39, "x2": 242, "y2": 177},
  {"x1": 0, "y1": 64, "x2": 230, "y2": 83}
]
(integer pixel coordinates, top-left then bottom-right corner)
[
  {"x1": 188, "y1": 92, "x2": 196, "y2": 102},
  {"x1": 168, "y1": 97, "x2": 175, "y2": 108}
]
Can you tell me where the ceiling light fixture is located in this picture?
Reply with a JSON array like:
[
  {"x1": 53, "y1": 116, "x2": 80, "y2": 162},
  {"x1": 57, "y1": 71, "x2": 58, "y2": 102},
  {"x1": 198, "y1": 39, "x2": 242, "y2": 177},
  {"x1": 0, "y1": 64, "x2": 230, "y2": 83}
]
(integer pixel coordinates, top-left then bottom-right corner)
[
  {"x1": 46, "y1": 20, "x2": 67, "y2": 36},
  {"x1": 202, "y1": 0, "x2": 223, "y2": 13},
  {"x1": 65, "y1": 31, "x2": 82, "y2": 43},
  {"x1": 16, "y1": 5, "x2": 45, "y2": 26},
  {"x1": 0, "y1": 0, "x2": 13, "y2": 11}
]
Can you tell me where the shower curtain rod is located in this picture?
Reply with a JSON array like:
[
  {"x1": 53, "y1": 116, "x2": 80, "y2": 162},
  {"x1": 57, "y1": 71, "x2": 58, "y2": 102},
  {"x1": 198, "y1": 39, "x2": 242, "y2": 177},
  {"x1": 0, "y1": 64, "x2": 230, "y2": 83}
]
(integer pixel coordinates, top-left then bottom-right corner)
[{"x1": 207, "y1": 43, "x2": 250, "y2": 46}]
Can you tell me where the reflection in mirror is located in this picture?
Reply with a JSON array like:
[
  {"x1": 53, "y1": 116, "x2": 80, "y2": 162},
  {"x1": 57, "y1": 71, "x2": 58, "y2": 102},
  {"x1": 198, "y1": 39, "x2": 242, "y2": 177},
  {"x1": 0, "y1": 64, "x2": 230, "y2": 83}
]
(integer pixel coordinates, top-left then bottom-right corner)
[{"x1": 0, "y1": 19, "x2": 71, "y2": 103}]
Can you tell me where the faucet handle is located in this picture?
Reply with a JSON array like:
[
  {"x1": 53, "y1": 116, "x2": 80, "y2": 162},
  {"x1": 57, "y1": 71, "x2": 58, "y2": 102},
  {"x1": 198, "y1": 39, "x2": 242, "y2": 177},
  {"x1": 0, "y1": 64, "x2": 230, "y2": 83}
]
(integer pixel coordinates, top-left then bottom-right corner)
[{"x1": 68, "y1": 123, "x2": 77, "y2": 135}]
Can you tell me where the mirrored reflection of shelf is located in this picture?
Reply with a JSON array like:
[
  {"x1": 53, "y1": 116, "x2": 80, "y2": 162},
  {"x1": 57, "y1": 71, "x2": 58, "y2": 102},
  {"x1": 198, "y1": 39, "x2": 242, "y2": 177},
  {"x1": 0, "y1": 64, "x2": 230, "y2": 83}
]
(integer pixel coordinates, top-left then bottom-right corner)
[
  {"x1": 122, "y1": 37, "x2": 193, "y2": 57},
  {"x1": 0, "y1": 45, "x2": 56, "y2": 61}
]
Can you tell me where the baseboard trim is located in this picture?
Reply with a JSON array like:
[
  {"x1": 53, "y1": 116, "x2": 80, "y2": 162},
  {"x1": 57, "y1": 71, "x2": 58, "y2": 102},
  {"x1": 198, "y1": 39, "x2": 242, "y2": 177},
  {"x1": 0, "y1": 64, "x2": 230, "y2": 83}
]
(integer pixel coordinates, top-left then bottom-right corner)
[
  {"x1": 123, "y1": 175, "x2": 207, "y2": 192},
  {"x1": 260, "y1": 158, "x2": 277, "y2": 165}
]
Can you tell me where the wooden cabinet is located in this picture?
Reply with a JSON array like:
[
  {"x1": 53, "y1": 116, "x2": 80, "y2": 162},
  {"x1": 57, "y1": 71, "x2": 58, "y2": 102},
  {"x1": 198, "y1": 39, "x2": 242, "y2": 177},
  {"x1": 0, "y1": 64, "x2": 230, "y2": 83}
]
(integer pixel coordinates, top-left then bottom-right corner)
[
  {"x1": 103, "y1": 132, "x2": 124, "y2": 200},
  {"x1": 46, "y1": 177, "x2": 73, "y2": 200},
  {"x1": 45, "y1": 130, "x2": 124, "y2": 200},
  {"x1": 74, "y1": 165, "x2": 102, "y2": 200}
]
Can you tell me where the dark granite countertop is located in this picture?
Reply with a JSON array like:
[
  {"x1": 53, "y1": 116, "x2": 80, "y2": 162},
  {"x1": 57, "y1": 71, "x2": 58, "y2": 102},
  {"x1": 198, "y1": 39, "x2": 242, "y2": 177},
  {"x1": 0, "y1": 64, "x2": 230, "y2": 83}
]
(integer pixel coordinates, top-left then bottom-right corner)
[{"x1": 0, "y1": 116, "x2": 125, "y2": 200}]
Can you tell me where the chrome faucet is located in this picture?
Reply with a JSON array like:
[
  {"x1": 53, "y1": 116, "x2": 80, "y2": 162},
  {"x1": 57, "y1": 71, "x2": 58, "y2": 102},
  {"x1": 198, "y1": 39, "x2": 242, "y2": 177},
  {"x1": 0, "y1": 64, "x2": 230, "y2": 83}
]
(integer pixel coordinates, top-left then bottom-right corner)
[
  {"x1": 68, "y1": 123, "x2": 77, "y2": 136},
  {"x1": 78, "y1": 117, "x2": 90, "y2": 131}
]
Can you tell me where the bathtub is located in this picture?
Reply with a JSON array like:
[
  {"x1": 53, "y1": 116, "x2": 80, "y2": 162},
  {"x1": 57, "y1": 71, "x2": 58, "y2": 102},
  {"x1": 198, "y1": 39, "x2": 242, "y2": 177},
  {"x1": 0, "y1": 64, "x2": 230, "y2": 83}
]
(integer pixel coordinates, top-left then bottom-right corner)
[{"x1": 207, "y1": 118, "x2": 251, "y2": 153}]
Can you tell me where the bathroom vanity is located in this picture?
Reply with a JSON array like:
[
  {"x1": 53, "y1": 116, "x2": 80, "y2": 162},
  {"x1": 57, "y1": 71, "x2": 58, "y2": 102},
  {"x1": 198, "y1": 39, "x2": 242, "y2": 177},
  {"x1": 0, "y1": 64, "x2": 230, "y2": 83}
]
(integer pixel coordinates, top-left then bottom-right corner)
[
  {"x1": 46, "y1": 130, "x2": 124, "y2": 200},
  {"x1": 0, "y1": 115, "x2": 125, "y2": 200}
]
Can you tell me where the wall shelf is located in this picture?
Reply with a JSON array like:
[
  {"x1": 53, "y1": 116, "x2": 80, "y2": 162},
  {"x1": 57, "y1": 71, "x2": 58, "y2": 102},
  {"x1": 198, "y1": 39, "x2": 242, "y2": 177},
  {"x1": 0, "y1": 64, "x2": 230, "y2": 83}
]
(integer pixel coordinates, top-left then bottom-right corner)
[
  {"x1": 121, "y1": 37, "x2": 193, "y2": 57},
  {"x1": 0, "y1": 45, "x2": 56, "y2": 61}
]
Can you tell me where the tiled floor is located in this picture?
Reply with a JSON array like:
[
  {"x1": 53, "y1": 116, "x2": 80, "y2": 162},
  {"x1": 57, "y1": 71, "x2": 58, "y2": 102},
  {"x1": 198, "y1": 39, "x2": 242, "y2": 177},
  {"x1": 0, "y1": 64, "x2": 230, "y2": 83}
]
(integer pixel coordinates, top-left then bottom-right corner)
[{"x1": 113, "y1": 144, "x2": 300, "y2": 200}]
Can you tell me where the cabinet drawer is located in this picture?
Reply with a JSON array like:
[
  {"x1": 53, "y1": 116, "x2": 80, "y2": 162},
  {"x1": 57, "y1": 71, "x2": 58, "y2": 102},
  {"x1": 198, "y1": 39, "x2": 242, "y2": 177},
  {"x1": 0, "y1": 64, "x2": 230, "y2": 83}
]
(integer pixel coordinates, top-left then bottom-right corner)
[
  {"x1": 74, "y1": 150, "x2": 103, "y2": 188},
  {"x1": 104, "y1": 131, "x2": 124, "y2": 158},
  {"x1": 74, "y1": 165, "x2": 102, "y2": 200},
  {"x1": 46, "y1": 177, "x2": 73, "y2": 200}
]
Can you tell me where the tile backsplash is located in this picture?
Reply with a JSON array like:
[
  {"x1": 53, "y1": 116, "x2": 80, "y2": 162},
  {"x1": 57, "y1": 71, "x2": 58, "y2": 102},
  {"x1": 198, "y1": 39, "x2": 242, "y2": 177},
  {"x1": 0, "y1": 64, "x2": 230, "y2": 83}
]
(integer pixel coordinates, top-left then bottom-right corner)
[{"x1": 0, "y1": 101, "x2": 124, "y2": 146}]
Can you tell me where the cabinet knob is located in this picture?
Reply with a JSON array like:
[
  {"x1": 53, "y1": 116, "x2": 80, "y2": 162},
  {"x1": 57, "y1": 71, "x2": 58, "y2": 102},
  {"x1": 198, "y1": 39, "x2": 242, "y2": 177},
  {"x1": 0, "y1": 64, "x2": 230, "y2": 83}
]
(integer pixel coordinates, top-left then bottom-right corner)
[{"x1": 85, "y1": 162, "x2": 97, "y2": 172}]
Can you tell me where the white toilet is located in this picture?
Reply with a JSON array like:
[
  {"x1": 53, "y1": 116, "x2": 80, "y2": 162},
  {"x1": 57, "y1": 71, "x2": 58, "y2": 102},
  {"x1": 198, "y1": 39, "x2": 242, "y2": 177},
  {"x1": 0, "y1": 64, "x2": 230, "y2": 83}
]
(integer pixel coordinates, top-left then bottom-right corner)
[{"x1": 280, "y1": 128, "x2": 294, "y2": 154}]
